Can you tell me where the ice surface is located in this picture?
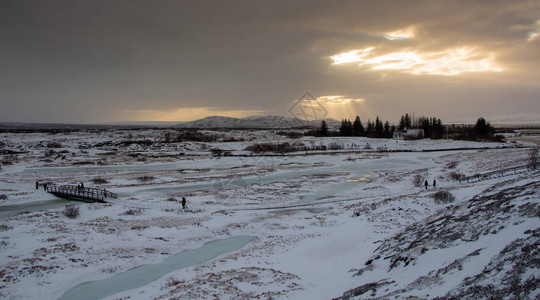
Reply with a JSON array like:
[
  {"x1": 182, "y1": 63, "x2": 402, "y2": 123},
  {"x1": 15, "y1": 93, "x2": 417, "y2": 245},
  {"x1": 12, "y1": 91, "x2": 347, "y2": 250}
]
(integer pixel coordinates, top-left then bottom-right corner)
[{"x1": 59, "y1": 235, "x2": 256, "y2": 300}]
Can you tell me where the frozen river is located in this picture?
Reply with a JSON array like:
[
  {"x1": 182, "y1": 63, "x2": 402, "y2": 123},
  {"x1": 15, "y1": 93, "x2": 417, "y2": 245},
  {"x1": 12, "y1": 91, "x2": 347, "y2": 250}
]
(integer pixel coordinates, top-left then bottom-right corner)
[
  {"x1": 1, "y1": 152, "x2": 438, "y2": 217},
  {"x1": 59, "y1": 236, "x2": 256, "y2": 300}
]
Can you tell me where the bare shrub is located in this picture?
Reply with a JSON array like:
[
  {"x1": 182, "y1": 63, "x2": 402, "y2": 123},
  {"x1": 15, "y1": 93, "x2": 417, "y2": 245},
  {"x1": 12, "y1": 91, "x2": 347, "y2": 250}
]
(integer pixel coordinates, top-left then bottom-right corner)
[
  {"x1": 0, "y1": 194, "x2": 7, "y2": 200},
  {"x1": 447, "y1": 161, "x2": 458, "y2": 169},
  {"x1": 328, "y1": 142, "x2": 344, "y2": 150},
  {"x1": 245, "y1": 142, "x2": 306, "y2": 153},
  {"x1": 46, "y1": 141, "x2": 62, "y2": 148},
  {"x1": 92, "y1": 177, "x2": 109, "y2": 184},
  {"x1": 433, "y1": 191, "x2": 455, "y2": 204},
  {"x1": 277, "y1": 131, "x2": 304, "y2": 139},
  {"x1": 353, "y1": 202, "x2": 379, "y2": 216},
  {"x1": 165, "y1": 276, "x2": 184, "y2": 287},
  {"x1": 73, "y1": 161, "x2": 95, "y2": 165},
  {"x1": 450, "y1": 172, "x2": 465, "y2": 181},
  {"x1": 413, "y1": 174, "x2": 424, "y2": 187},
  {"x1": 43, "y1": 149, "x2": 57, "y2": 157},
  {"x1": 0, "y1": 224, "x2": 13, "y2": 231},
  {"x1": 136, "y1": 176, "x2": 155, "y2": 182},
  {"x1": 0, "y1": 240, "x2": 9, "y2": 249},
  {"x1": 530, "y1": 147, "x2": 538, "y2": 169},
  {"x1": 123, "y1": 208, "x2": 143, "y2": 216},
  {"x1": 0, "y1": 159, "x2": 13, "y2": 166},
  {"x1": 63, "y1": 205, "x2": 80, "y2": 218}
]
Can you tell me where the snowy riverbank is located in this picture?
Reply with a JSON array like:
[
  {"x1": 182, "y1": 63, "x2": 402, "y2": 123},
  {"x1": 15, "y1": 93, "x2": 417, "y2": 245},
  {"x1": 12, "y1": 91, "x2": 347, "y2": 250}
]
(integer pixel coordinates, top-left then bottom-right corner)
[{"x1": 0, "y1": 129, "x2": 538, "y2": 299}]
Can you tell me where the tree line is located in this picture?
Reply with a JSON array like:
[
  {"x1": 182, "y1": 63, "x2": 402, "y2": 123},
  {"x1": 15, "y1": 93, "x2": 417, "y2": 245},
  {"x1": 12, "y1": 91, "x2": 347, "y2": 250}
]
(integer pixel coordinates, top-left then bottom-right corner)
[{"x1": 315, "y1": 114, "x2": 498, "y2": 141}]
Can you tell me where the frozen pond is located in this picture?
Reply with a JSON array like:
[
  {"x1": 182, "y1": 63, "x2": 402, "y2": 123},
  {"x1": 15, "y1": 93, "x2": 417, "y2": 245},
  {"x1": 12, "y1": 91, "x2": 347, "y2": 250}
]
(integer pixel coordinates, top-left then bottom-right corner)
[{"x1": 59, "y1": 235, "x2": 257, "y2": 300}]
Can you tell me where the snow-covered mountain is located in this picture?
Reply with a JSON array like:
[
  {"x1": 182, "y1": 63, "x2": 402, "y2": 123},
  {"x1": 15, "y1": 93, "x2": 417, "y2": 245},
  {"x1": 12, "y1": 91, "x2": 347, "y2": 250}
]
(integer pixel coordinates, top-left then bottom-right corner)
[{"x1": 176, "y1": 115, "x2": 339, "y2": 129}]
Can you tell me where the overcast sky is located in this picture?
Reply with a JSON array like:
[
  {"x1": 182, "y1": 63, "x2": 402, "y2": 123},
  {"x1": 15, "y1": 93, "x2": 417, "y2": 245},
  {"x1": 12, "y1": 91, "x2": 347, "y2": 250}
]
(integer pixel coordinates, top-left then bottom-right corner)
[{"x1": 1, "y1": 0, "x2": 539, "y2": 124}]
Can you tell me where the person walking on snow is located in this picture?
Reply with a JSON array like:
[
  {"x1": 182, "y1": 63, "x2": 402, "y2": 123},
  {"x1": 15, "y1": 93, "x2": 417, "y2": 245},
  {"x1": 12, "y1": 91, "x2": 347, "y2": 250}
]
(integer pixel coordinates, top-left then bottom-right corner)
[
  {"x1": 182, "y1": 197, "x2": 187, "y2": 209},
  {"x1": 424, "y1": 180, "x2": 429, "y2": 190},
  {"x1": 433, "y1": 180, "x2": 437, "y2": 189},
  {"x1": 36, "y1": 181, "x2": 39, "y2": 190}
]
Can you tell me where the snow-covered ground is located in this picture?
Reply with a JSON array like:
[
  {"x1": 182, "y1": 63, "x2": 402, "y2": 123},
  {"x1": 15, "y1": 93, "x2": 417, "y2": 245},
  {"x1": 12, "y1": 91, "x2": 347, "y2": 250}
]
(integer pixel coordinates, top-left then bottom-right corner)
[{"x1": 0, "y1": 129, "x2": 538, "y2": 299}]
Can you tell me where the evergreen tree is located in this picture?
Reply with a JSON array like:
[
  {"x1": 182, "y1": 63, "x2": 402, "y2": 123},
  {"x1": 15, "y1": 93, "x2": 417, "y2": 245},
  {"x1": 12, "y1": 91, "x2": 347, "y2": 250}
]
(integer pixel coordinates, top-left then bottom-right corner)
[
  {"x1": 405, "y1": 113, "x2": 412, "y2": 129},
  {"x1": 320, "y1": 120, "x2": 328, "y2": 136},
  {"x1": 398, "y1": 113, "x2": 412, "y2": 130},
  {"x1": 474, "y1": 117, "x2": 493, "y2": 137},
  {"x1": 346, "y1": 120, "x2": 353, "y2": 136},
  {"x1": 339, "y1": 119, "x2": 353, "y2": 136},
  {"x1": 432, "y1": 118, "x2": 445, "y2": 139},
  {"x1": 383, "y1": 121, "x2": 391, "y2": 138},
  {"x1": 366, "y1": 120, "x2": 375, "y2": 138},
  {"x1": 419, "y1": 117, "x2": 431, "y2": 138},
  {"x1": 375, "y1": 116, "x2": 384, "y2": 138},
  {"x1": 352, "y1": 116, "x2": 365, "y2": 136},
  {"x1": 398, "y1": 115, "x2": 406, "y2": 130},
  {"x1": 339, "y1": 119, "x2": 347, "y2": 136}
]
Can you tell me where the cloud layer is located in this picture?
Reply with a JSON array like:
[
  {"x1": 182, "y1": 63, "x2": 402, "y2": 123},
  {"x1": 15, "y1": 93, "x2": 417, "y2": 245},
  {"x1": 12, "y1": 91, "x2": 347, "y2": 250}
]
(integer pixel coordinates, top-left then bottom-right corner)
[{"x1": 1, "y1": 0, "x2": 539, "y2": 123}]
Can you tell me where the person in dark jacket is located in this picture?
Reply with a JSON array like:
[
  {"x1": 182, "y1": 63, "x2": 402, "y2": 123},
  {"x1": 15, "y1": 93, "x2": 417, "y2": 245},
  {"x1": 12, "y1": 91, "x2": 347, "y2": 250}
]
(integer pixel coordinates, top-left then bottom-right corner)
[
  {"x1": 424, "y1": 180, "x2": 428, "y2": 189},
  {"x1": 182, "y1": 197, "x2": 187, "y2": 209},
  {"x1": 433, "y1": 180, "x2": 437, "y2": 188},
  {"x1": 36, "y1": 181, "x2": 39, "y2": 190}
]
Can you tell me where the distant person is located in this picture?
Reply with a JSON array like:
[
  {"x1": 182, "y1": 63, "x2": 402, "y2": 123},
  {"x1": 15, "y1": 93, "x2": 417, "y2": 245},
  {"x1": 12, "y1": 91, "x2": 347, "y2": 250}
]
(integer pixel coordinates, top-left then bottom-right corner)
[
  {"x1": 424, "y1": 180, "x2": 428, "y2": 190},
  {"x1": 43, "y1": 183, "x2": 47, "y2": 191},
  {"x1": 104, "y1": 189, "x2": 107, "y2": 198},
  {"x1": 182, "y1": 197, "x2": 187, "y2": 209},
  {"x1": 36, "y1": 181, "x2": 39, "y2": 190},
  {"x1": 81, "y1": 182, "x2": 84, "y2": 189},
  {"x1": 433, "y1": 180, "x2": 437, "y2": 189}
]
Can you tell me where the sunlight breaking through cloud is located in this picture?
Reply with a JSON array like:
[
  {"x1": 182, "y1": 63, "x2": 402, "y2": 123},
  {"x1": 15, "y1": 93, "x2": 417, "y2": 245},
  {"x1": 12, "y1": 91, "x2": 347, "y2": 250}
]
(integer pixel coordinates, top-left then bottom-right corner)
[
  {"x1": 527, "y1": 20, "x2": 540, "y2": 42},
  {"x1": 316, "y1": 95, "x2": 365, "y2": 105},
  {"x1": 381, "y1": 26, "x2": 415, "y2": 40},
  {"x1": 331, "y1": 47, "x2": 502, "y2": 76},
  {"x1": 300, "y1": 95, "x2": 367, "y2": 121}
]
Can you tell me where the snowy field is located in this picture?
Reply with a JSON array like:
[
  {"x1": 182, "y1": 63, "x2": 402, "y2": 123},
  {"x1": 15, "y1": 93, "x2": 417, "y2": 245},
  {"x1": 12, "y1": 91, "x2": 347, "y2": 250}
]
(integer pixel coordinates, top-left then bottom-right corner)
[{"x1": 0, "y1": 128, "x2": 538, "y2": 299}]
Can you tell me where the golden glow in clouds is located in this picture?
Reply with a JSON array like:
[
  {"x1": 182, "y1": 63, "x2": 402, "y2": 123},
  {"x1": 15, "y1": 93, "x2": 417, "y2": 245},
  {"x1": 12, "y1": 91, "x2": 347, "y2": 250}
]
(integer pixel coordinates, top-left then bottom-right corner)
[
  {"x1": 316, "y1": 95, "x2": 365, "y2": 105},
  {"x1": 122, "y1": 107, "x2": 265, "y2": 122},
  {"x1": 331, "y1": 47, "x2": 502, "y2": 75},
  {"x1": 382, "y1": 26, "x2": 416, "y2": 40},
  {"x1": 527, "y1": 20, "x2": 540, "y2": 41}
]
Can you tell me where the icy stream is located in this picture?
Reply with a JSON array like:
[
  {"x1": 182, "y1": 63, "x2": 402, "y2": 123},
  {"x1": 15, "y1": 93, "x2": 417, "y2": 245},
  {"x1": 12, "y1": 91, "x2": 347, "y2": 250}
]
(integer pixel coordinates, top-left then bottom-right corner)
[
  {"x1": 1, "y1": 153, "x2": 436, "y2": 217},
  {"x1": 125, "y1": 154, "x2": 431, "y2": 197},
  {"x1": 59, "y1": 235, "x2": 256, "y2": 300},
  {"x1": 0, "y1": 198, "x2": 71, "y2": 219}
]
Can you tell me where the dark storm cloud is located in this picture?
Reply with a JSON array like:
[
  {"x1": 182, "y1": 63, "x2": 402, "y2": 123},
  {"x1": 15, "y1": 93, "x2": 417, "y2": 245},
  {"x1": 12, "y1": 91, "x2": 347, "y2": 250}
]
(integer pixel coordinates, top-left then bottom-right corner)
[{"x1": 0, "y1": 0, "x2": 539, "y2": 123}]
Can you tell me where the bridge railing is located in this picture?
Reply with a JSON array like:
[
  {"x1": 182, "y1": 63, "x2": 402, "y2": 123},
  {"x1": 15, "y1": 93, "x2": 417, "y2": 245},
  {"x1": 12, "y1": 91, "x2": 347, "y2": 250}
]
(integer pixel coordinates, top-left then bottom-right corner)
[{"x1": 47, "y1": 185, "x2": 118, "y2": 202}]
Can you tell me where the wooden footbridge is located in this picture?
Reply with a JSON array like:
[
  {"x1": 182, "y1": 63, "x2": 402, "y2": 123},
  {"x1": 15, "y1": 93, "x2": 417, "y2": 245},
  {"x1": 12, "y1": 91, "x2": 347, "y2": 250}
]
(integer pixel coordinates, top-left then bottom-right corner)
[{"x1": 46, "y1": 185, "x2": 118, "y2": 203}]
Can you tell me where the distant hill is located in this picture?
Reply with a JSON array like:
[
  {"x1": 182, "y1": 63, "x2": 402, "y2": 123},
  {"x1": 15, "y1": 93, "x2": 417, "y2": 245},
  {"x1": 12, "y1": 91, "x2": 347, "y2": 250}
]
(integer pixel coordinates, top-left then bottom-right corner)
[{"x1": 176, "y1": 115, "x2": 340, "y2": 129}]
